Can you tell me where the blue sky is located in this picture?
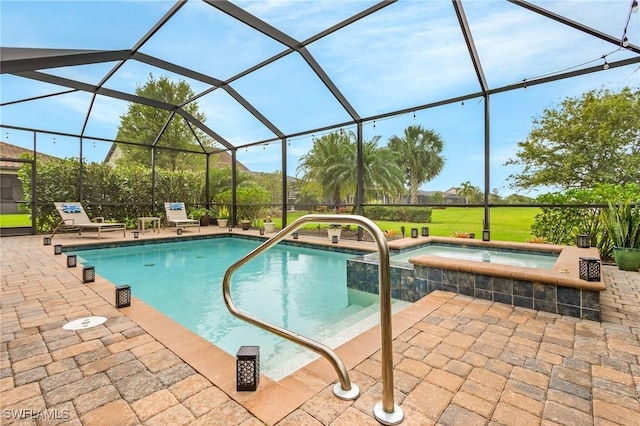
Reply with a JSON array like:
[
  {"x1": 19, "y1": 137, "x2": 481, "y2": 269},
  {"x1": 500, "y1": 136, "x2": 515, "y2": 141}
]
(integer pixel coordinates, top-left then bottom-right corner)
[{"x1": 1, "y1": 0, "x2": 638, "y2": 197}]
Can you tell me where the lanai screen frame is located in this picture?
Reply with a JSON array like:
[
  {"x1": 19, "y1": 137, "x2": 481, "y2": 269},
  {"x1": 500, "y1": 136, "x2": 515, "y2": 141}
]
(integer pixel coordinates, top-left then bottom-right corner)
[{"x1": 1, "y1": 0, "x2": 639, "y2": 236}]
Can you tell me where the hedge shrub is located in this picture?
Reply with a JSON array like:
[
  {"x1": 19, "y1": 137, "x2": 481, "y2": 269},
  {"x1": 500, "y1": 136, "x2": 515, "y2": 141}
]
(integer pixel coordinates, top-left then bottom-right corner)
[
  {"x1": 18, "y1": 157, "x2": 206, "y2": 232},
  {"x1": 531, "y1": 183, "x2": 640, "y2": 257},
  {"x1": 364, "y1": 206, "x2": 432, "y2": 223}
]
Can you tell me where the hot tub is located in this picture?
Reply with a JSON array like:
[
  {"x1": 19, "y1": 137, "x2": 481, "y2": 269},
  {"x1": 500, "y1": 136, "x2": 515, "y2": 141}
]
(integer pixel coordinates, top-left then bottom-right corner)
[{"x1": 346, "y1": 237, "x2": 605, "y2": 320}]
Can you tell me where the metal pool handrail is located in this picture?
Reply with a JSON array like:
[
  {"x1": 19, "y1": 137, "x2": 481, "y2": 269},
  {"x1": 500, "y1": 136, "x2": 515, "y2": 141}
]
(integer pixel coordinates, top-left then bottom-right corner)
[{"x1": 222, "y1": 214, "x2": 404, "y2": 424}]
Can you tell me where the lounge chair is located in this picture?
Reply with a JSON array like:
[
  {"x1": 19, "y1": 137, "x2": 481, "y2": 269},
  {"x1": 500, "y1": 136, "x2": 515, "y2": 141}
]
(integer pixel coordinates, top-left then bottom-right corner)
[
  {"x1": 164, "y1": 202, "x2": 200, "y2": 232},
  {"x1": 52, "y1": 202, "x2": 126, "y2": 239}
]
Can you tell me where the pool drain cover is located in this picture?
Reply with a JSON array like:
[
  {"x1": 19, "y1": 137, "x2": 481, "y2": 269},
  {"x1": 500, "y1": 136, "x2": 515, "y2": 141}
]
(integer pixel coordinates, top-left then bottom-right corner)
[{"x1": 63, "y1": 316, "x2": 107, "y2": 331}]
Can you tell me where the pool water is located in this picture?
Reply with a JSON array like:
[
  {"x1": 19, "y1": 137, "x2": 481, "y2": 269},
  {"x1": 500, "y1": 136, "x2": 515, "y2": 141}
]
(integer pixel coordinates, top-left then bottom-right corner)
[
  {"x1": 74, "y1": 238, "x2": 404, "y2": 380},
  {"x1": 391, "y1": 243, "x2": 558, "y2": 269}
]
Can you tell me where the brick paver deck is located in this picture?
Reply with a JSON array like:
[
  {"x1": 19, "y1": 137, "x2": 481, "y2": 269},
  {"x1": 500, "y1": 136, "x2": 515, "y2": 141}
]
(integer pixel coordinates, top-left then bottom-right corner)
[{"x1": 1, "y1": 230, "x2": 638, "y2": 425}]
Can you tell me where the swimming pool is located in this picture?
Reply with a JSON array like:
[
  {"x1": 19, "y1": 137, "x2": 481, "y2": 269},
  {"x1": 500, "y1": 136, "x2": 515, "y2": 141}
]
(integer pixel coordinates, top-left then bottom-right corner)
[
  {"x1": 391, "y1": 243, "x2": 558, "y2": 269},
  {"x1": 73, "y1": 237, "x2": 405, "y2": 380}
]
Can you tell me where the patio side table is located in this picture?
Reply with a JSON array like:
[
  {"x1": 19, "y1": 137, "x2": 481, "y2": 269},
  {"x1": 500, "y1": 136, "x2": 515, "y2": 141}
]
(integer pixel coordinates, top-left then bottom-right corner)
[{"x1": 138, "y1": 217, "x2": 160, "y2": 234}]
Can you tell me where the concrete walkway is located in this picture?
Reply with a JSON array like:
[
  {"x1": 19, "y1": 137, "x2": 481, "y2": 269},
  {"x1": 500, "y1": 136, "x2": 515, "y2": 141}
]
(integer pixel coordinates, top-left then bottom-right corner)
[{"x1": 1, "y1": 231, "x2": 639, "y2": 425}]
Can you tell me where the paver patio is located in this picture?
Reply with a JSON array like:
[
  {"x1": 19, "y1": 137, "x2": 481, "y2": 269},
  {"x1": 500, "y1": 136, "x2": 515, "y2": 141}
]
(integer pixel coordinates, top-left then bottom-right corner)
[{"x1": 1, "y1": 229, "x2": 639, "y2": 425}]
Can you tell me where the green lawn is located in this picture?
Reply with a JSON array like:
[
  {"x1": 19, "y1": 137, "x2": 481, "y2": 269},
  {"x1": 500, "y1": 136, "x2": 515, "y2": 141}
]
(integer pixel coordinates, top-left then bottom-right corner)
[
  {"x1": 0, "y1": 214, "x2": 31, "y2": 227},
  {"x1": 423, "y1": 207, "x2": 538, "y2": 242},
  {"x1": 2, "y1": 208, "x2": 539, "y2": 243},
  {"x1": 281, "y1": 207, "x2": 539, "y2": 243}
]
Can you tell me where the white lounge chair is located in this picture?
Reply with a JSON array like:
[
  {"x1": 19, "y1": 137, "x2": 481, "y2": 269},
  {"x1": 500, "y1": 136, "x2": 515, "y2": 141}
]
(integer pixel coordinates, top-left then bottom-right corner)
[
  {"x1": 164, "y1": 202, "x2": 200, "y2": 232},
  {"x1": 52, "y1": 202, "x2": 126, "y2": 239}
]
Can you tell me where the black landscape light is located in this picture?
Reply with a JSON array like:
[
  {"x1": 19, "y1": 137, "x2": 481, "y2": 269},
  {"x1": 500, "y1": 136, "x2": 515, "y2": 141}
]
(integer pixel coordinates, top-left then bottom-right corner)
[
  {"x1": 579, "y1": 257, "x2": 601, "y2": 282},
  {"x1": 236, "y1": 345, "x2": 260, "y2": 391},
  {"x1": 83, "y1": 266, "x2": 95, "y2": 283},
  {"x1": 115, "y1": 285, "x2": 131, "y2": 308}
]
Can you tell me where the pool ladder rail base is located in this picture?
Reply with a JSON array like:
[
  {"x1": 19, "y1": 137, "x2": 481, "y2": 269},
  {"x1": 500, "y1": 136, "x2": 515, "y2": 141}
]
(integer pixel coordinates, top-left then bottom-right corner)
[
  {"x1": 333, "y1": 382, "x2": 360, "y2": 400},
  {"x1": 374, "y1": 402, "x2": 404, "y2": 425}
]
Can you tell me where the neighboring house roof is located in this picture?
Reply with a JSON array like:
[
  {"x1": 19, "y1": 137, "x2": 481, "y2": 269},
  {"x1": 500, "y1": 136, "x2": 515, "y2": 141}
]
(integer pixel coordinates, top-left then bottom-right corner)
[
  {"x1": 250, "y1": 170, "x2": 298, "y2": 182},
  {"x1": 1, "y1": 139, "x2": 248, "y2": 172},
  {"x1": 104, "y1": 143, "x2": 249, "y2": 171},
  {"x1": 215, "y1": 150, "x2": 249, "y2": 171},
  {"x1": 0, "y1": 141, "x2": 59, "y2": 170},
  {"x1": 444, "y1": 187, "x2": 461, "y2": 195},
  {"x1": 418, "y1": 189, "x2": 462, "y2": 199}
]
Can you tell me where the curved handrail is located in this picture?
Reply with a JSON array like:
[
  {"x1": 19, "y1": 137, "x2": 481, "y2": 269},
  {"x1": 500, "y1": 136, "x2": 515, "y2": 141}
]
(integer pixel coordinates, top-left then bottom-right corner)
[{"x1": 222, "y1": 214, "x2": 403, "y2": 422}]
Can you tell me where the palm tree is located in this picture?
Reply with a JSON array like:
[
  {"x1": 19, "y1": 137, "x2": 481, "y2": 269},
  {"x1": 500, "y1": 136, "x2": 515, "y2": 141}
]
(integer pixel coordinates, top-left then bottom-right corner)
[
  {"x1": 209, "y1": 166, "x2": 253, "y2": 198},
  {"x1": 295, "y1": 181, "x2": 323, "y2": 212},
  {"x1": 296, "y1": 131, "x2": 404, "y2": 210},
  {"x1": 297, "y1": 131, "x2": 350, "y2": 210},
  {"x1": 388, "y1": 125, "x2": 445, "y2": 204},
  {"x1": 328, "y1": 136, "x2": 405, "y2": 207},
  {"x1": 457, "y1": 180, "x2": 480, "y2": 204},
  {"x1": 361, "y1": 138, "x2": 405, "y2": 202}
]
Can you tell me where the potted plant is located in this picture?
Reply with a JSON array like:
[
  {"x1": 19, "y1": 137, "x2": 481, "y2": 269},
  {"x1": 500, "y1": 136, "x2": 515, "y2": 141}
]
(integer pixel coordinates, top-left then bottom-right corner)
[
  {"x1": 263, "y1": 215, "x2": 276, "y2": 233},
  {"x1": 601, "y1": 200, "x2": 640, "y2": 271},
  {"x1": 327, "y1": 224, "x2": 342, "y2": 241},
  {"x1": 218, "y1": 206, "x2": 229, "y2": 228},
  {"x1": 239, "y1": 218, "x2": 251, "y2": 230},
  {"x1": 190, "y1": 207, "x2": 210, "y2": 226}
]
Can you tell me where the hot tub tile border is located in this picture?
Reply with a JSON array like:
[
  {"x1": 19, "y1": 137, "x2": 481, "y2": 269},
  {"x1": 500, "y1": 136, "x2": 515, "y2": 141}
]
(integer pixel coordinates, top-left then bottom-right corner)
[{"x1": 346, "y1": 252, "x2": 604, "y2": 320}]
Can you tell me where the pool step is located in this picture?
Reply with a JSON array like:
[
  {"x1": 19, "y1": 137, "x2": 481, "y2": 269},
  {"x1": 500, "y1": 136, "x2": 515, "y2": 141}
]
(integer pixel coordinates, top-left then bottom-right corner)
[
  {"x1": 318, "y1": 299, "x2": 409, "y2": 345},
  {"x1": 266, "y1": 299, "x2": 410, "y2": 381}
]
